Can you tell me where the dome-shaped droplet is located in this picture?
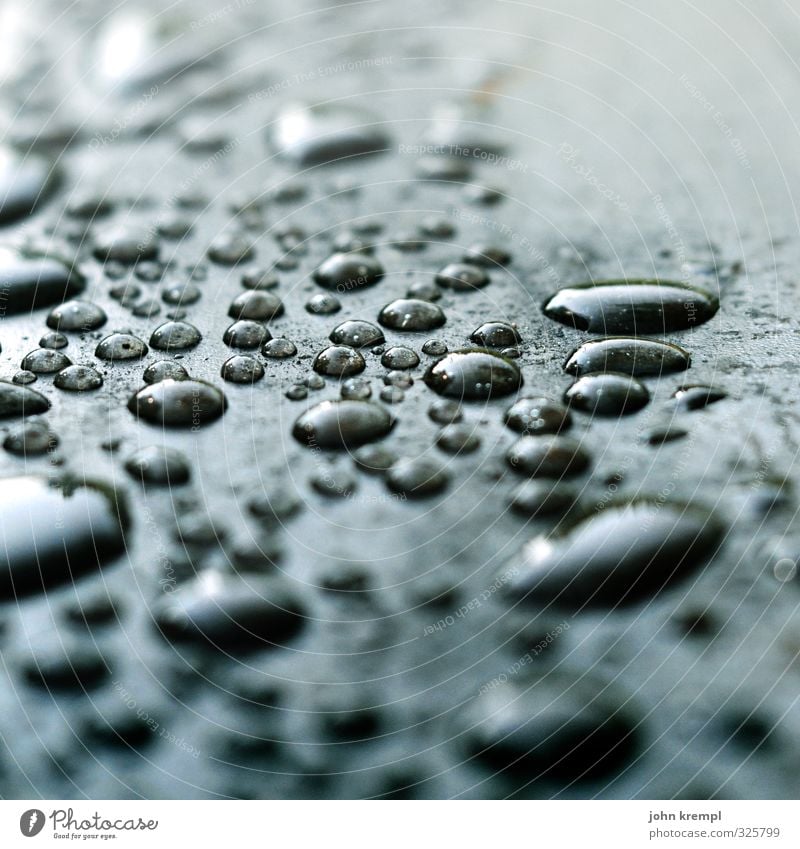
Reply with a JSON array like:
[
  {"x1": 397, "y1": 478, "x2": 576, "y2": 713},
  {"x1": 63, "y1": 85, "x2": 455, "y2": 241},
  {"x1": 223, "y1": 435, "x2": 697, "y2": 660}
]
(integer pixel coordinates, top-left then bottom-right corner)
[
  {"x1": 381, "y1": 346, "x2": 419, "y2": 370},
  {"x1": 306, "y1": 293, "x2": 341, "y2": 315},
  {"x1": 0, "y1": 381, "x2": 50, "y2": 418},
  {"x1": 564, "y1": 373, "x2": 650, "y2": 416},
  {"x1": 54, "y1": 365, "x2": 104, "y2": 391},
  {"x1": 503, "y1": 500, "x2": 724, "y2": 608},
  {"x1": 0, "y1": 476, "x2": 126, "y2": 599},
  {"x1": 228, "y1": 290, "x2": 284, "y2": 321},
  {"x1": 543, "y1": 280, "x2": 719, "y2": 334},
  {"x1": 293, "y1": 400, "x2": 394, "y2": 449},
  {"x1": 673, "y1": 384, "x2": 727, "y2": 410},
  {"x1": 0, "y1": 248, "x2": 85, "y2": 313},
  {"x1": 386, "y1": 458, "x2": 449, "y2": 498},
  {"x1": 39, "y1": 331, "x2": 68, "y2": 350},
  {"x1": 46, "y1": 299, "x2": 107, "y2": 332},
  {"x1": 221, "y1": 354, "x2": 265, "y2": 383},
  {"x1": 504, "y1": 396, "x2": 571, "y2": 434},
  {"x1": 470, "y1": 321, "x2": 521, "y2": 348},
  {"x1": 0, "y1": 147, "x2": 57, "y2": 224},
  {"x1": 152, "y1": 572, "x2": 305, "y2": 651},
  {"x1": 424, "y1": 349, "x2": 522, "y2": 400},
  {"x1": 95, "y1": 333, "x2": 148, "y2": 361},
  {"x1": 207, "y1": 231, "x2": 254, "y2": 265},
  {"x1": 128, "y1": 379, "x2": 227, "y2": 428},
  {"x1": 565, "y1": 337, "x2": 691, "y2": 377},
  {"x1": 271, "y1": 102, "x2": 390, "y2": 166},
  {"x1": 313, "y1": 345, "x2": 366, "y2": 378},
  {"x1": 436, "y1": 424, "x2": 480, "y2": 454},
  {"x1": 313, "y1": 252, "x2": 384, "y2": 293},
  {"x1": 436, "y1": 262, "x2": 489, "y2": 292},
  {"x1": 329, "y1": 320, "x2": 385, "y2": 349},
  {"x1": 223, "y1": 320, "x2": 271, "y2": 350},
  {"x1": 125, "y1": 446, "x2": 191, "y2": 485},
  {"x1": 507, "y1": 435, "x2": 591, "y2": 478},
  {"x1": 149, "y1": 320, "x2": 202, "y2": 351},
  {"x1": 20, "y1": 349, "x2": 72, "y2": 374},
  {"x1": 262, "y1": 337, "x2": 297, "y2": 359},
  {"x1": 143, "y1": 360, "x2": 189, "y2": 384},
  {"x1": 378, "y1": 298, "x2": 446, "y2": 332},
  {"x1": 3, "y1": 421, "x2": 58, "y2": 456},
  {"x1": 93, "y1": 225, "x2": 160, "y2": 263}
]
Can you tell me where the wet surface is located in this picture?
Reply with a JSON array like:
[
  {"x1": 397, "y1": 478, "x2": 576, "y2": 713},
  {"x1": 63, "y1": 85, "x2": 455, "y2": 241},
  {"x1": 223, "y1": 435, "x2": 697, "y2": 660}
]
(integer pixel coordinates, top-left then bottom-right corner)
[{"x1": 0, "y1": 0, "x2": 799, "y2": 802}]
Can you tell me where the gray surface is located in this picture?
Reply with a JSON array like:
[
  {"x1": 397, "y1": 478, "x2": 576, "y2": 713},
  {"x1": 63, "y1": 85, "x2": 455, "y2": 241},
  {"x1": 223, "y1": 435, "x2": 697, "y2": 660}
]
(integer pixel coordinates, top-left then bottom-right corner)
[{"x1": 0, "y1": 0, "x2": 799, "y2": 799}]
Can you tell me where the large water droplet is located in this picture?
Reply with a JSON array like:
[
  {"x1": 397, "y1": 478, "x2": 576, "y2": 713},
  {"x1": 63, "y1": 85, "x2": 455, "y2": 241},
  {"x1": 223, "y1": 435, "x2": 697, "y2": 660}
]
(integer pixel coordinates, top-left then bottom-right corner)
[
  {"x1": 564, "y1": 373, "x2": 650, "y2": 416},
  {"x1": 0, "y1": 249, "x2": 84, "y2": 314},
  {"x1": 46, "y1": 300, "x2": 107, "y2": 332},
  {"x1": 0, "y1": 381, "x2": 50, "y2": 418},
  {"x1": 293, "y1": 400, "x2": 394, "y2": 449},
  {"x1": 0, "y1": 476, "x2": 126, "y2": 599},
  {"x1": 424, "y1": 349, "x2": 522, "y2": 400},
  {"x1": 329, "y1": 320, "x2": 385, "y2": 348},
  {"x1": 271, "y1": 102, "x2": 390, "y2": 166},
  {"x1": 128, "y1": 379, "x2": 227, "y2": 428},
  {"x1": 149, "y1": 320, "x2": 202, "y2": 351},
  {"x1": 565, "y1": 337, "x2": 691, "y2": 377},
  {"x1": 507, "y1": 436, "x2": 591, "y2": 478},
  {"x1": 543, "y1": 280, "x2": 719, "y2": 334},
  {"x1": 314, "y1": 252, "x2": 384, "y2": 293},
  {"x1": 378, "y1": 298, "x2": 446, "y2": 332},
  {"x1": 504, "y1": 500, "x2": 724, "y2": 608}
]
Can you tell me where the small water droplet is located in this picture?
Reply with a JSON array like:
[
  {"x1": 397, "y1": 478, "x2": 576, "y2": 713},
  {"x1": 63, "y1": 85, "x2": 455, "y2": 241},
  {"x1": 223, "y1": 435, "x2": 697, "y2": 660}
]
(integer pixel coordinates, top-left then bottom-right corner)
[
  {"x1": 329, "y1": 320, "x2": 385, "y2": 348},
  {"x1": 436, "y1": 262, "x2": 489, "y2": 292},
  {"x1": 293, "y1": 400, "x2": 394, "y2": 449},
  {"x1": 125, "y1": 446, "x2": 190, "y2": 486},
  {"x1": 313, "y1": 345, "x2": 366, "y2": 377},
  {"x1": 507, "y1": 436, "x2": 591, "y2": 478},
  {"x1": 128, "y1": 379, "x2": 227, "y2": 428},
  {"x1": 378, "y1": 298, "x2": 446, "y2": 332},
  {"x1": 54, "y1": 365, "x2": 104, "y2": 391},
  {"x1": 221, "y1": 354, "x2": 265, "y2": 383},
  {"x1": 95, "y1": 332, "x2": 148, "y2": 361},
  {"x1": 424, "y1": 349, "x2": 522, "y2": 400},
  {"x1": 150, "y1": 320, "x2": 202, "y2": 351},
  {"x1": 565, "y1": 373, "x2": 650, "y2": 416},
  {"x1": 314, "y1": 252, "x2": 384, "y2": 293}
]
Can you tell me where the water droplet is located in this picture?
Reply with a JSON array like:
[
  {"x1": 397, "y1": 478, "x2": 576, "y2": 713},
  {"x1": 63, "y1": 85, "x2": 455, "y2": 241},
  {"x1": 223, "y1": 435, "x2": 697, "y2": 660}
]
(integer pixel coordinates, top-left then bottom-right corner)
[
  {"x1": 228, "y1": 290, "x2": 284, "y2": 321},
  {"x1": 12, "y1": 371, "x2": 36, "y2": 386},
  {"x1": 509, "y1": 481, "x2": 575, "y2": 516},
  {"x1": 463, "y1": 676, "x2": 638, "y2": 780},
  {"x1": 223, "y1": 320, "x2": 271, "y2": 350},
  {"x1": 3, "y1": 421, "x2": 58, "y2": 456},
  {"x1": 20, "y1": 348, "x2": 71, "y2": 374},
  {"x1": 673, "y1": 384, "x2": 727, "y2": 410},
  {"x1": 386, "y1": 458, "x2": 449, "y2": 498},
  {"x1": 162, "y1": 282, "x2": 202, "y2": 306},
  {"x1": 0, "y1": 147, "x2": 57, "y2": 223},
  {"x1": 332, "y1": 230, "x2": 375, "y2": 254},
  {"x1": 143, "y1": 360, "x2": 189, "y2": 384},
  {"x1": 39, "y1": 331, "x2": 68, "y2": 350},
  {"x1": 314, "y1": 252, "x2": 384, "y2": 293},
  {"x1": 381, "y1": 346, "x2": 419, "y2": 370},
  {"x1": 207, "y1": 231, "x2": 254, "y2": 265},
  {"x1": 424, "y1": 349, "x2": 522, "y2": 400},
  {"x1": 125, "y1": 446, "x2": 190, "y2": 486},
  {"x1": 128, "y1": 379, "x2": 227, "y2": 428},
  {"x1": 286, "y1": 385, "x2": 308, "y2": 401},
  {"x1": 507, "y1": 436, "x2": 591, "y2": 478},
  {"x1": 153, "y1": 572, "x2": 305, "y2": 651},
  {"x1": 46, "y1": 299, "x2": 107, "y2": 332},
  {"x1": 379, "y1": 386, "x2": 405, "y2": 404},
  {"x1": 565, "y1": 373, "x2": 650, "y2": 416},
  {"x1": 306, "y1": 293, "x2": 341, "y2": 315},
  {"x1": 543, "y1": 280, "x2": 719, "y2": 334},
  {"x1": 0, "y1": 381, "x2": 50, "y2": 418},
  {"x1": 419, "y1": 216, "x2": 456, "y2": 239},
  {"x1": 341, "y1": 378, "x2": 371, "y2": 400},
  {"x1": 293, "y1": 400, "x2": 394, "y2": 449},
  {"x1": 428, "y1": 399, "x2": 462, "y2": 424},
  {"x1": 504, "y1": 499, "x2": 724, "y2": 608},
  {"x1": 644, "y1": 424, "x2": 689, "y2": 445},
  {"x1": 313, "y1": 345, "x2": 366, "y2": 377},
  {"x1": 422, "y1": 339, "x2": 447, "y2": 356},
  {"x1": 54, "y1": 365, "x2": 104, "y2": 391},
  {"x1": 149, "y1": 320, "x2": 202, "y2": 351},
  {"x1": 311, "y1": 466, "x2": 357, "y2": 498},
  {"x1": 464, "y1": 243, "x2": 511, "y2": 267},
  {"x1": 436, "y1": 424, "x2": 480, "y2": 454},
  {"x1": 436, "y1": 262, "x2": 489, "y2": 292},
  {"x1": 353, "y1": 444, "x2": 396, "y2": 474},
  {"x1": 504, "y1": 396, "x2": 571, "y2": 434},
  {"x1": 406, "y1": 280, "x2": 441, "y2": 301},
  {"x1": 93, "y1": 225, "x2": 160, "y2": 264},
  {"x1": 0, "y1": 476, "x2": 126, "y2": 598},
  {"x1": 565, "y1": 337, "x2": 691, "y2": 377},
  {"x1": 470, "y1": 321, "x2": 521, "y2": 348},
  {"x1": 0, "y1": 249, "x2": 85, "y2": 313},
  {"x1": 378, "y1": 298, "x2": 446, "y2": 332},
  {"x1": 132, "y1": 298, "x2": 161, "y2": 318},
  {"x1": 329, "y1": 320, "x2": 385, "y2": 348},
  {"x1": 241, "y1": 268, "x2": 279, "y2": 290},
  {"x1": 262, "y1": 337, "x2": 297, "y2": 359},
  {"x1": 95, "y1": 332, "x2": 148, "y2": 361},
  {"x1": 271, "y1": 102, "x2": 389, "y2": 166},
  {"x1": 221, "y1": 354, "x2": 265, "y2": 383}
]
